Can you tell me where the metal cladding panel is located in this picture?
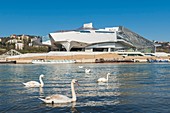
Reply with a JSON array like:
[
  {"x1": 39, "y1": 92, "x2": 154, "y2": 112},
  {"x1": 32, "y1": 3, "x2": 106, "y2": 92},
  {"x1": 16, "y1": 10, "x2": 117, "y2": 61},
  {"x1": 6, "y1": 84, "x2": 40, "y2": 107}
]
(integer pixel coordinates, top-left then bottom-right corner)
[{"x1": 118, "y1": 26, "x2": 154, "y2": 48}]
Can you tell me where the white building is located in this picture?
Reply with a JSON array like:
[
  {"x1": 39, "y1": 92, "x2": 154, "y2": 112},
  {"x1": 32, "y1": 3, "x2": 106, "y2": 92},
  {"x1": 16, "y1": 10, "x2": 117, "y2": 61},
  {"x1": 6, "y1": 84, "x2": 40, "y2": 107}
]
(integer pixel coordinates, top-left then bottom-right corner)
[
  {"x1": 15, "y1": 42, "x2": 24, "y2": 50},
  {"x1": 48, "y1": 23, "x2": 155, "y2": 53}
]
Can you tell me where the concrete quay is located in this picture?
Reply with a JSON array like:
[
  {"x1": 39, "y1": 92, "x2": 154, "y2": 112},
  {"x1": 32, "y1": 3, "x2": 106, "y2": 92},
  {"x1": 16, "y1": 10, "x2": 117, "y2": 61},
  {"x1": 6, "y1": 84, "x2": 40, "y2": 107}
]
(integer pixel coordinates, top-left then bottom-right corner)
[{"x1": 5, "y1": 52, "x2": 170, "y2": 64}]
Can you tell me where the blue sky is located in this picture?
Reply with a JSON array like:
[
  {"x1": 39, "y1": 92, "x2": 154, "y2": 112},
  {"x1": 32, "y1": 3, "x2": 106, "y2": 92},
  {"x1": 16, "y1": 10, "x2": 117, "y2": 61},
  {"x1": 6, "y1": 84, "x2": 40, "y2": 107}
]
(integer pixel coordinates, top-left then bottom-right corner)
[{"x1": 0, "y1": 0, "x2": 170, "y2": 41}]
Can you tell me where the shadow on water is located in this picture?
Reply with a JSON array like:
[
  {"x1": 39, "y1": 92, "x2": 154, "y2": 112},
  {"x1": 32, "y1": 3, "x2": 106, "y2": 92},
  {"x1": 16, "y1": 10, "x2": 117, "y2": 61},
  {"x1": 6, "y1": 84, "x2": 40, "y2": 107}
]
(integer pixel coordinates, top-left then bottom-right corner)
[{"x1": 40, "y1": 102, "x2": 80, "y2": 113}]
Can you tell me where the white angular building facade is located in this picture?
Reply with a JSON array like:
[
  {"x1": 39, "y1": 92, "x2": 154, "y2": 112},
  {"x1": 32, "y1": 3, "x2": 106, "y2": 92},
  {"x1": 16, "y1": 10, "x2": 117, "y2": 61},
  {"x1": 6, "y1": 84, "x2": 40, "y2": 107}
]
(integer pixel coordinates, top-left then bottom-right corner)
[{"x1": 48, "y1": 23, "x2": 155, "y2": 53}]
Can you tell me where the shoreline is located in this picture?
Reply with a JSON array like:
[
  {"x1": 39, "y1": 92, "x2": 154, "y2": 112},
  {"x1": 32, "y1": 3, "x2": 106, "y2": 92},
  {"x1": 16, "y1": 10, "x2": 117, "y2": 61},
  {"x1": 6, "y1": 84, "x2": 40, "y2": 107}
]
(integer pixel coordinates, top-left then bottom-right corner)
[{"x1": 4, "y1": 52, "x2": 170, "y2": 64}]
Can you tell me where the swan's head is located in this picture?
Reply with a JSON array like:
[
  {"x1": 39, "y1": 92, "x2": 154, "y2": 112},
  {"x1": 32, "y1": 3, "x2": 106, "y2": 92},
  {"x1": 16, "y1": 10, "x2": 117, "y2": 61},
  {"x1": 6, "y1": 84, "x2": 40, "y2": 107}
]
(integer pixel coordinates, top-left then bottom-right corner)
[
  {"x1": 40, "y1": 74, "x2": 44, "y2": 78},
  {"x1": 72, "y1": 79, "x2": 79, "y2": 86},
  {"x1": 107, "y1": 73, "x2": 111, "y2": 76}
]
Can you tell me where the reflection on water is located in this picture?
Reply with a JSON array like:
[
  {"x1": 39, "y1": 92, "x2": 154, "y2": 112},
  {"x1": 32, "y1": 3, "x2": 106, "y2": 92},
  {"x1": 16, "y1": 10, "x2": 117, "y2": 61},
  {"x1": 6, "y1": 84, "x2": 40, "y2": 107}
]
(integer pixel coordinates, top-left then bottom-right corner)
[
  {"x1": 41, "y1": 102, "x2": 80, "y2": 113},
  {"x1": 44, "y1": 101, "x2": 76, "y2": 108},
  {"x1": 1, "y1": 63, "x2": 170, "y2": 112},
  {"x1": 39, "y1": 87, "x2": 44, "y2": 97}
]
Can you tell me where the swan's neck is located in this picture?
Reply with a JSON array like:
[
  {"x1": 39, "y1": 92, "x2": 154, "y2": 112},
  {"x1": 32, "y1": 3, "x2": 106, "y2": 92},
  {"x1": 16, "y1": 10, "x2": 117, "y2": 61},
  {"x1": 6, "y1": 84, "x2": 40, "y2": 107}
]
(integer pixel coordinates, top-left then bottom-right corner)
[
  {"x1": 71, "y1": 82, "x2": 76, "y2": 102},
  {"x1": 39, "y1": 76, "x2": 44, "y2": 87},
  {"x1": 106, "y1": 74, "x2": 109, "y2": 81}
]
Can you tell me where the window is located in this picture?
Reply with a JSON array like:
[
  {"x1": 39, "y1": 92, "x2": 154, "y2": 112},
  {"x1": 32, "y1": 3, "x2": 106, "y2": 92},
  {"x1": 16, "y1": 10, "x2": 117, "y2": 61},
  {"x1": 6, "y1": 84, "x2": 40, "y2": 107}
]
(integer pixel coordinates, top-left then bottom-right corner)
[
  {"x1": 95, "y1": 31, "x2": 114, "y2": 33},
  {"x1": 93, "y1": 48, "x2": 108, "y2": 52},
  {"x1": 80, "y1": 31, "x2": 91, "y2": 33}
]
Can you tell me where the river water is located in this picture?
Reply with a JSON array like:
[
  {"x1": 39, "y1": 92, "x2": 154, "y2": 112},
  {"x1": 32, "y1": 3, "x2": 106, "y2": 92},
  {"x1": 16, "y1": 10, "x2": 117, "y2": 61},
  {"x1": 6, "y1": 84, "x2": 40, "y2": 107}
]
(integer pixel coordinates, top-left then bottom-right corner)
[{"x1": 0, "y1": 63, "x2": 170, "y2": 113}]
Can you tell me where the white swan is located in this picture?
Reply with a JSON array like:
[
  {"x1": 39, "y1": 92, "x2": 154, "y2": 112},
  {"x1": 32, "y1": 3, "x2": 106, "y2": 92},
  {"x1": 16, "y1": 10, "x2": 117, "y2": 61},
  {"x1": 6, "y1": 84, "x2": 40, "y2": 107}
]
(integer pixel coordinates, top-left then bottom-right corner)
[
  {"x1": 23, "y1": 74, "x2": 44, "y2": 87},
  {"x1": 78, "y1": 66, "x2": 83, "y2": 68},
  {"x1": 39, "y1": 79, "x2": 79, "y2": 104},
  {"x1": 85, "y1": 69, "x2": 91, "y2": 74},
  {"x1": 97, "y1": 73, "x2": 110, "y2": 83}
]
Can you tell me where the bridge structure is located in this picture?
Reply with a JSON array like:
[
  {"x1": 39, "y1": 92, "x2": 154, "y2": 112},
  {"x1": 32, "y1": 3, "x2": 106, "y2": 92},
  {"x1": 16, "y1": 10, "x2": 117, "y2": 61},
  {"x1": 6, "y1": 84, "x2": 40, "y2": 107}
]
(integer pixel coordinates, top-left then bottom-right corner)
[{"x1": 0, "y1": 49, "x2": 22, "y2": 60}]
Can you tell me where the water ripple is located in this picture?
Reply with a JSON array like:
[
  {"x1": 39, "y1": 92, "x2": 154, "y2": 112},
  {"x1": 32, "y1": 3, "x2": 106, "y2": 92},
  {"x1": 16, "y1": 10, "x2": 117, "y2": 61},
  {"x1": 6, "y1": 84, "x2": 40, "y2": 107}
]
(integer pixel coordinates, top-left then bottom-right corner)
[{"x1": 1, "y1": 63, "x2": 170, "y2": 112}]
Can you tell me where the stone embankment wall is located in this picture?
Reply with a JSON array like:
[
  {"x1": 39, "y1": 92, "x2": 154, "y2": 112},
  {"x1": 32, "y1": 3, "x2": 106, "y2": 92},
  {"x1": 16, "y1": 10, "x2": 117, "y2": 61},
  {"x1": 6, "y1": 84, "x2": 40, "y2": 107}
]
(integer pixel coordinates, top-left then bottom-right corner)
[
  {"x1": 6, "y1": 53, "x2": 168, "y2": 64},
  {"x1": 6, "y1": 53, "x2": 121, "y2": 63}
]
